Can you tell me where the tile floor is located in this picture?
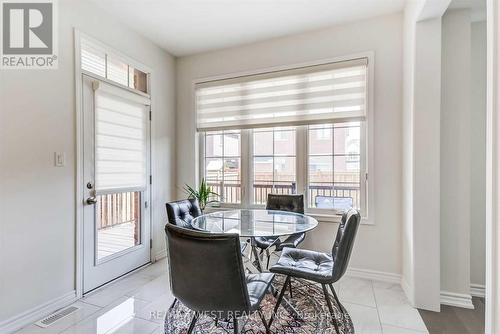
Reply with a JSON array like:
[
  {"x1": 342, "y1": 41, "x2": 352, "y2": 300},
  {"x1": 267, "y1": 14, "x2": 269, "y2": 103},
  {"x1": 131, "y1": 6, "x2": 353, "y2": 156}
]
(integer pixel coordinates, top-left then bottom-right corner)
[{"x1": 14, "y1": 259, "x2": 429, "y2": 334}]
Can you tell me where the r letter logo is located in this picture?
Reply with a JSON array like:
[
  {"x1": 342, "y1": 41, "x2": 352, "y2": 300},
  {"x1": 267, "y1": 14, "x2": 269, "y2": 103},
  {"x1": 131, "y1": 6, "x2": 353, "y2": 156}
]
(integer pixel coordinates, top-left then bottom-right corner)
[{"x1": 1, "y1": 0, "x2": 58, "y2": 69}]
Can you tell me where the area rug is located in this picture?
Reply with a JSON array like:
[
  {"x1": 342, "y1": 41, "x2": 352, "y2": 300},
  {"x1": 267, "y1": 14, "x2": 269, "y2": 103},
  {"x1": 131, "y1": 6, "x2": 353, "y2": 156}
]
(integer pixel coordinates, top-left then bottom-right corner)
[{"x1": 164, "y1": 275, "x2": 354, "y2": 333}]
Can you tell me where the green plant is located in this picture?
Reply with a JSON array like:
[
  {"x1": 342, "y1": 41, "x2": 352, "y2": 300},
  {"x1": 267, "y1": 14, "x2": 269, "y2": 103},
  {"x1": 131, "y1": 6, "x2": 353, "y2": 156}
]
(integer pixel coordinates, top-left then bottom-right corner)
[{"x1": 183, "y1": 178, "x2": 219, "y2": 210}]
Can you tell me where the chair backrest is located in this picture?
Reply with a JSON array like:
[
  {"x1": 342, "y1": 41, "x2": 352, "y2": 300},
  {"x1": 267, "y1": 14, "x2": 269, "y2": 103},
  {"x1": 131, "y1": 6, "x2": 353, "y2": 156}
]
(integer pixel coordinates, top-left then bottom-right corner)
[
  {"x1": 165, "y1": 223, "x2": 250, "y2": 316},
  {"x1": 165, "y1": 198, "x2": 202, "y2": 229},
  {"x1": 266, "y1": 194, "x2": 304, "y2": 214},
  {"x1": 331, "y1": 208, "x2": 361, "y2": 282}
]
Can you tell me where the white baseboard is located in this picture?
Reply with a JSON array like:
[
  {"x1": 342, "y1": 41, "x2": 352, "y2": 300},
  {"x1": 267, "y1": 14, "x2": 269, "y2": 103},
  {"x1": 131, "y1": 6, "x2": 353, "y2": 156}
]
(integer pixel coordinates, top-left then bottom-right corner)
[
  {"x1": 0, "y1": 290, "x2": 77, "y2": 334},
  {"x1": 154, "y1": 249, "x2": 166, "y2": 262},
  {"x1": 346, "y1": 267, "x2": 401, "y2": 284},
  {"x1": 400, "y1": 277, "x2": 415, "y2": 305},
  {"x1": 470, "y1": 284, "x2": 485, "y2": 298},
  {"x1": 440, "y1": 290, "x2": 475, "y2": 309}
]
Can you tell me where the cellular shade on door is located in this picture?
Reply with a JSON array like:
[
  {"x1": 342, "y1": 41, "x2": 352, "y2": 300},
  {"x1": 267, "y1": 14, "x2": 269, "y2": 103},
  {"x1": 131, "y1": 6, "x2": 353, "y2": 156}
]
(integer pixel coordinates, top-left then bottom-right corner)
[{"x1": 94, "y1": 81, "x2": 150, "y2": 194}]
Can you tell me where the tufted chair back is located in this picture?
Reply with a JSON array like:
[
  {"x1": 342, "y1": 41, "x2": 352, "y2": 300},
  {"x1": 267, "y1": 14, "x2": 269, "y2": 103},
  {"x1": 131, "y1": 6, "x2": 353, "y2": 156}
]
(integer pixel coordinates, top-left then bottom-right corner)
[
  {"x1": 331, "y1": 208, "x2": 361, "y2": 282},
  {"x1": 165, "y1": 223, "x2": 250, "y2": 317},
  {"x1": 266, "y1": 194, "x2": 304, "y2": 214},
  {"x1": 165, "y1": 199, "x2": 202, "y2": 229}
]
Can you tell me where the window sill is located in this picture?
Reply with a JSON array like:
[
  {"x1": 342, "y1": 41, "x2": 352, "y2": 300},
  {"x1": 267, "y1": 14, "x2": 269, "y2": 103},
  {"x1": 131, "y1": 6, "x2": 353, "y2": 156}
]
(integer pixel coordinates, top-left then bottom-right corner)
[{"x1": 204, "y1": 205, "x2": 373, "y2": 225}]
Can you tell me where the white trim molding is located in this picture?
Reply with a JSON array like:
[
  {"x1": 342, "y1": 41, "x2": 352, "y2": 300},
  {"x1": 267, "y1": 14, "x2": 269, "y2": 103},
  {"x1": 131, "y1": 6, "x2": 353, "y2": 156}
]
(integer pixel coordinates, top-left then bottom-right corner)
[
  {"x1": 154, "y1": 249, "x2": 167, "y2": 262},
  {"x1": 486, "y1": 0, "x2": 500, "y2": 331},
  {"x1": 0, "y1": 290, "x2": 77, "y2": 334},
  {"x1": 470, "y1": 284, "x2": 486, "y2": 298},
  {"x1": 401, "y1": 277, "x2": 415, "y2": 306},
  {"x1": 440, "y1": 290, "x2": 475, "y2": 309},
  {"x1": 345, "y1": 267, "x2": 401, "y2": 284}
]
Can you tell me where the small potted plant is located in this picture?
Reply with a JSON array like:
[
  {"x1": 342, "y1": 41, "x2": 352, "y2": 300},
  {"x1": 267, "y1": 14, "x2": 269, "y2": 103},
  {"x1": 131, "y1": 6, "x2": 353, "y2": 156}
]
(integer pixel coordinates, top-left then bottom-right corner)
[{"x1": 184, "y1": 178, "x2": 220, "y2": 211}]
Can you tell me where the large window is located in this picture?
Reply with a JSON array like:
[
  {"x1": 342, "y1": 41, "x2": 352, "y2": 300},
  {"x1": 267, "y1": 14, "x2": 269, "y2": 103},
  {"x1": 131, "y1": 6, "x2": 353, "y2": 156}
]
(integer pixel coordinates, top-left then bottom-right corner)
[{"x1": 197, "y1": 56, "x2": 371, "y2": 218}]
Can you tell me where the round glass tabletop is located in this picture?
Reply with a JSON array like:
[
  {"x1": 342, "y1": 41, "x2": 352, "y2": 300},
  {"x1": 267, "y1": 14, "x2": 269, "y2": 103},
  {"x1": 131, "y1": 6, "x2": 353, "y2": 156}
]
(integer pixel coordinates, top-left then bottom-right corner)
[{"x1": 191, "y1": 209, "x2": 319, "y2": 238}]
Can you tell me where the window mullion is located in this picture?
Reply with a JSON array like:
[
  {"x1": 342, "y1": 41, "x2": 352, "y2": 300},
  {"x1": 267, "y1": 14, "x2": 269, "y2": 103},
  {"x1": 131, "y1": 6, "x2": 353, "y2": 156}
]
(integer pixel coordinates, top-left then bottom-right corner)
[
  {"x1": 241, "y1": 129, "x2": 251, "y2": 207},
  {"x1": 296, "y1": 126, "x2": 307, "y2": 200}
]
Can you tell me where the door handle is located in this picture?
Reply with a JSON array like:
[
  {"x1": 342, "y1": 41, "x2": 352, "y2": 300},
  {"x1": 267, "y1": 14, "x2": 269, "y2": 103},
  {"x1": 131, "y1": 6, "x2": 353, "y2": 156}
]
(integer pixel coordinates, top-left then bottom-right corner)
[{"x1": 86, "y1": 197, "x2": 97, "y2": 205}]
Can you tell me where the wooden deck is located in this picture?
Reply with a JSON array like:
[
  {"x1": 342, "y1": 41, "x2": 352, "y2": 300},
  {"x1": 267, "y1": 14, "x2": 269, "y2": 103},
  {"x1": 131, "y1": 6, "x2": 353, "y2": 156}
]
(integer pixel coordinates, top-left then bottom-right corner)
[{"x1": 97, "y1": 222, "x2": 138, "y2": 260}]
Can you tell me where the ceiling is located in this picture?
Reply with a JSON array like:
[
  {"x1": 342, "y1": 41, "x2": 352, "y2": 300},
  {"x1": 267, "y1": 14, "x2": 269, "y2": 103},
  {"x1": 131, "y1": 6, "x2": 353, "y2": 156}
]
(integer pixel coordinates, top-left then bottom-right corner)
[
  {"x1": 89, "y1": 0, "x2": 407, "y2": 56},
  {"x1": 449, "y1": 0, "x2": 486, "y2": 21}
]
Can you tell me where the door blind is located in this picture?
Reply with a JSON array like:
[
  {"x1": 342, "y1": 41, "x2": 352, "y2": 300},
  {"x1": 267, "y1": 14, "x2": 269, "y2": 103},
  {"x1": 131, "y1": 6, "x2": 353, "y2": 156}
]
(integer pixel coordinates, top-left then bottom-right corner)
[
  {"x1": 195, "y1": 58, "x2": 368, "y2": 131},
  {"x1": 94, "y1": 81, "x2": 150, "y2": 194}
]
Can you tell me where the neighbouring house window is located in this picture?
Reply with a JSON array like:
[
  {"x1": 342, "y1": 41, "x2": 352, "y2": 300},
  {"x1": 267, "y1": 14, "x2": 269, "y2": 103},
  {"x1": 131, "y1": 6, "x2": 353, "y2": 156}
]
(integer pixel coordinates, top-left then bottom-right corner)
[{"x1": 196, "y1": 57, "x2": 370, "y2": 217}]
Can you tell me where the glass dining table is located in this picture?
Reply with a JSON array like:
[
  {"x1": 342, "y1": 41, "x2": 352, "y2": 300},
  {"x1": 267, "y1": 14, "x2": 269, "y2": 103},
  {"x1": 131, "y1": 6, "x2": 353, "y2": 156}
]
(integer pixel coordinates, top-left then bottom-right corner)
[
  {"x1": 191, "y1": 209, "x2": 319, "y2": 272},
  {"x1": 191, "y1": 209, "x2": 319, "y2": 320},
  {"x1": 191, "y1": 209, "x2": 318, "y2": 236}
]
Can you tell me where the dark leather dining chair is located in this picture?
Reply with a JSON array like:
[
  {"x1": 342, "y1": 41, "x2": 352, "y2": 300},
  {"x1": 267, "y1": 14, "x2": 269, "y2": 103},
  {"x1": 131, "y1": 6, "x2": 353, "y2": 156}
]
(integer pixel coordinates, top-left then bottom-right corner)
[
  {"x1": 268, "y1": 208, "x2": 361, "y2": 334},
  {"x1": 165, "y1": 198, "x2": 247, "y2": 253},
  {"x1": 253, "y1": 194, "x2": 306, "y2": 269},
  {"x1": 165, "y1": 223, "x2": 274, "y2": 334},
  {"x1": 165, "y1": 198, "x2": 202, "y2": 229}
]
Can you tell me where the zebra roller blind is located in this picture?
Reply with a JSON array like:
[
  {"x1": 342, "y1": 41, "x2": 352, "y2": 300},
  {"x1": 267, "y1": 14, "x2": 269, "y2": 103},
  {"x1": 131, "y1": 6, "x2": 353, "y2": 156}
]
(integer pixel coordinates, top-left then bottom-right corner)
[
  {"x1": 94, "y1": 81, "x2": 150, "y2": 194},
  {"x1": 195, "y1": 58, "x2": 368, "y2": 131}
]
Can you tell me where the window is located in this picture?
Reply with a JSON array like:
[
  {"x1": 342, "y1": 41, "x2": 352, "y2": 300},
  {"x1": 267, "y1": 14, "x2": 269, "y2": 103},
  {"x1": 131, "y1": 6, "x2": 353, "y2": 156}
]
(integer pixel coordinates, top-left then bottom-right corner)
[
  {"x1": 252, "y1": 127, "x2": 296, "y2": 204},
  {"x1": 80, "y1": 36, "x2": 149, "y2": 94},
  {"x1": 196, "y1": 56, "x2": 371, "y2": 219},
  {"x1": 203, "y1": 131, "x2": 241, "y2": 203},
  {"x1": 308, "y1": 123, "x2": 363, "y2": 211}
]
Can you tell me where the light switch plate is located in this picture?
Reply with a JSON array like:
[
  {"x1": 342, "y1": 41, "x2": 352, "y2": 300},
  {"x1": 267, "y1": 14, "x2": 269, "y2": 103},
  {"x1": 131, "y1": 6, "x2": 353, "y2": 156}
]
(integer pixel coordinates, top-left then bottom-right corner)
[{"x1": 55, "y1": 152, "x2": 65, "y2": 167}]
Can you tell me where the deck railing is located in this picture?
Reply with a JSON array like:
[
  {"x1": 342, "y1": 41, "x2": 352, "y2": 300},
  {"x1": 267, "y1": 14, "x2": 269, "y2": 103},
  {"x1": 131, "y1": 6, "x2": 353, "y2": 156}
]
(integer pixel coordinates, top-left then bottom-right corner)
[
  {"x1": 207, "y1": 182, "x2": 360, "y2": 208},
  {"x1": 96, "y1": 192, "x2": 140, "y2": 230}
]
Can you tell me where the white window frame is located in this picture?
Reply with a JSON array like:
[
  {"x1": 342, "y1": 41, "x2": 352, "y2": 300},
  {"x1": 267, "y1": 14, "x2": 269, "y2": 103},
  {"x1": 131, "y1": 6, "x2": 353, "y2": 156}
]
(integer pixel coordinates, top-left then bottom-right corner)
[{"x1": 195, "y1": 52, "x2": 374, "y2": 224}]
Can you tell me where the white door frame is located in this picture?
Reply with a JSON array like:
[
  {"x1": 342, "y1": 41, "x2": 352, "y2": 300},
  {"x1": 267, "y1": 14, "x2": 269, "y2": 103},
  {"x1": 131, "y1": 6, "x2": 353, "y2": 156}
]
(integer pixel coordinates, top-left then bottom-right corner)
[{"x1": 74, "y1": 29, "x2": 154, "y2": 298}]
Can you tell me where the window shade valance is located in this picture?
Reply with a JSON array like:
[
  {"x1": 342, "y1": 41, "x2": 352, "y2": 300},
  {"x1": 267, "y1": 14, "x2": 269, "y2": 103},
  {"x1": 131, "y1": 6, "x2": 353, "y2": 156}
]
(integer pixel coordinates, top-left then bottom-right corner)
[
  {"x1": 195, "y1": 58, "x2": 368, "y2": 131},
  {"x1": 94, "y1": 81, "x2": 150, "y2": 194}
]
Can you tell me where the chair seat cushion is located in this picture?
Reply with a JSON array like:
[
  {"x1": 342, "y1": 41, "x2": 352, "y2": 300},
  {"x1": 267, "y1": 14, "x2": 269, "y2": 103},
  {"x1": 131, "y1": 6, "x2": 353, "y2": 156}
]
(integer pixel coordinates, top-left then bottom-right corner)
[
  {"x1": 253, "y1": 236, "x2": 280, "y2": 249},
  {"x1": 246, "y1": 272, "x2": 275, "y2": 311},
  {"x1": 270, "y1": 247, "x2": 334, "y2": 284},
  {"x1": 275, "y1": 233, "x2": 305, "y2": 251}
]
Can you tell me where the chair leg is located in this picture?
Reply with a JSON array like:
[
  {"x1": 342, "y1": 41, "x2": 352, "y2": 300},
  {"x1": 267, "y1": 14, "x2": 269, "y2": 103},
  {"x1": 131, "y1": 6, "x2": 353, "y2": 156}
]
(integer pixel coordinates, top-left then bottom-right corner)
[
  {"x1": 251, "y1": 245, "x2": 263, "y2": 272},
  {"x1": 257, "y1": 308, "x2": 271, "y2": 334},
  {"x1": 168, "y1": 298, "x2": 178, "y2": 311},
  {"x1": 329, "y1": 283, "x2": 345, "y2": 316},
  {"x1": 266, "y1": 249, "x2": 271, "y2": 269},
  {"x1": 322, "y1": 284, "x2": 340, "y2": 334},
  {"x1": 268, "y1": 275, "x2": 291, "y2": 328},
  {"x1": 233, "y1": 317, "x2": 239, "y2": 334},
  {"x1": 187, "y1": 311, "x2": 200, "y2": 334},
  {"x1": 288, "y1": 278, "x2": 293, "y2": 299}
]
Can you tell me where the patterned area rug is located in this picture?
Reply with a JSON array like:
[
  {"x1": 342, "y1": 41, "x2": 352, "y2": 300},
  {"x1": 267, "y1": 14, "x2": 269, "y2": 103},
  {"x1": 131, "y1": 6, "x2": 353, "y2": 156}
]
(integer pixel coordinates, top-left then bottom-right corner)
[{"x1": 164, "y1": 275, "x2": 354, "y2": 333}]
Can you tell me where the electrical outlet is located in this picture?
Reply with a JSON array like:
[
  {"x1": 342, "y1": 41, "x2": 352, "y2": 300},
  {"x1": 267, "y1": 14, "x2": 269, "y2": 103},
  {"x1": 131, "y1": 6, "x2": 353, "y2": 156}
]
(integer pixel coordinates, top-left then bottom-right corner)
[{"x1": 54, "y1": 152, "x2": 65, "y2": 167}]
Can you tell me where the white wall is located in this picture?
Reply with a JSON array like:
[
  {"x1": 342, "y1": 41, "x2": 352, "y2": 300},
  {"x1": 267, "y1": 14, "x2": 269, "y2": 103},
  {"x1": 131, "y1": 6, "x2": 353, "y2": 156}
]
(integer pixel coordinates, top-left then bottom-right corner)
[
  {"x1": 470, "y1": 20, "x2": 487, "y2": 288},
  {"x1": 402, "y1": 0, "x2": 443, "y2": 311},
  {"x1": 440, "y1": 9, "x2": 472, "y2": 298},
  {"x1": 401, "y1": 1, "x2": 421, "y2": 306},
  {"x1": 0, "y1": 0, "x2": 176, "y2": 326},
  {"x1": 176, "y1": 13, "x2": 403, "y2": 275},
  {"x1": 413, "y1": 17, "x2": 443, "y2": 311}
]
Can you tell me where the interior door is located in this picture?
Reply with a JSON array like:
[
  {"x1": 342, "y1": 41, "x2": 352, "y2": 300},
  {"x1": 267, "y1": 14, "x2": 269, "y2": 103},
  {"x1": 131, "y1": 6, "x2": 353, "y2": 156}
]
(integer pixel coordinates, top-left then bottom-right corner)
[{"x1": 82, "y1": 74, "x2": 151, "y2": 293}]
